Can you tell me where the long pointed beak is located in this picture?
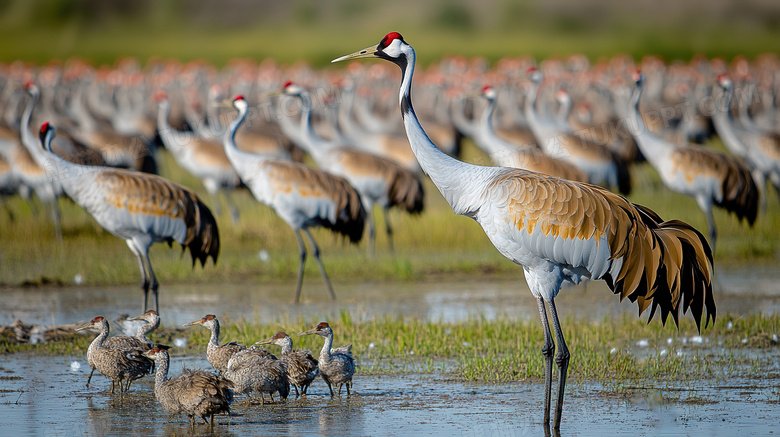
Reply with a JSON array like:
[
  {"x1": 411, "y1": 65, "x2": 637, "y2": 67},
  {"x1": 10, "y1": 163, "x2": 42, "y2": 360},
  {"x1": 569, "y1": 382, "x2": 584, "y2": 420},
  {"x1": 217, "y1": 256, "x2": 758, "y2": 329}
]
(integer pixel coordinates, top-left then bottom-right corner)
[
  {"x1": 75, "y1": 323, "x2": 91, "y2": 332},
  {"x1": 332, "y1": 44, "x2": 380, "y2": 63},
  {"x1": 260, "y1": 89, "x2": 284, "y2": 100},
  {"x1": 183, "y1": 320, "x2": 202, "y2": 327},
  {"x1": 298, "y1": 328, "x2": 318, "y2": 336},
  {"x1": 253, "y1": 336, "x2": 274, "y2": 346},
  {"x1": 126, "y1": 314, "x2": 146, "y2": 322}
]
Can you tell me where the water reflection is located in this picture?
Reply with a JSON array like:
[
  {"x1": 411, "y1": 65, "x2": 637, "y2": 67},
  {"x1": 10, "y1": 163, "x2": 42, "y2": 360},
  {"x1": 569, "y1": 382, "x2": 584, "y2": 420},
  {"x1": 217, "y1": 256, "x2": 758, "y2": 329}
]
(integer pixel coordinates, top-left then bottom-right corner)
[{"x1": 2, "y1": 266, "x2": 780, "y2": 327}]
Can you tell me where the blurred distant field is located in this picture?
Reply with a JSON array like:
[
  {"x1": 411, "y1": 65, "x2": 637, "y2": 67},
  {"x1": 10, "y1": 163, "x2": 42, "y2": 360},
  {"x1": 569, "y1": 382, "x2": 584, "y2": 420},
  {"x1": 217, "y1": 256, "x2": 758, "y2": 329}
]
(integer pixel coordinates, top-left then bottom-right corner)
[{"x1": 1, "y1": 0, "x2": 779, "y2": 66}]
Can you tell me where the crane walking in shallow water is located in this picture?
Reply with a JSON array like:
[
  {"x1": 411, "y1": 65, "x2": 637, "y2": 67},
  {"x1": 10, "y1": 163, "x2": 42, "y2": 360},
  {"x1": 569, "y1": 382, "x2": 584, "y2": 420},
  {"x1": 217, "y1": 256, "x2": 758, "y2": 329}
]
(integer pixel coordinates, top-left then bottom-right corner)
[
  {"x1": 143, "y1": 345, "x2": 234, "y2": 428},
  {"x1": 299, "y1": 322, "x2": 354, "y2": 397},
  {"x1": 256, "y1": 331, "x2": 319, "y2": 397},
  {"x1": 39, "y1": 122, "x2": 220, "y2": 314},
  {"x1": 184, "y1": 314, "x2": 247, "y2": 374},
  {"x1": 85, "y1": 310, "x2": 159, "y2": 388},
  {"x1": 76, "y1": 316, "x2": 153, "y2": 393},
  {"x1": 333, "y1": 32, "x2": 716, "y2": 430}
]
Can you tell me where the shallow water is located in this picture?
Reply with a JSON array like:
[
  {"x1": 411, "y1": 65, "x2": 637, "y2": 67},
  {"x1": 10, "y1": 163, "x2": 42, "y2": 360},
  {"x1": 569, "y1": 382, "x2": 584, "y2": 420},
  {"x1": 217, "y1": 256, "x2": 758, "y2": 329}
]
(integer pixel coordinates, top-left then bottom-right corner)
[
  {"x1": 1, "y1": 266, "x2": 779, "y2": 327},
  {"x1": 1, "y1": 268, "x2": 779, "y2": 435},
  {"x1": 0, "y1": 353, "x2": 778, "y2": 436}
]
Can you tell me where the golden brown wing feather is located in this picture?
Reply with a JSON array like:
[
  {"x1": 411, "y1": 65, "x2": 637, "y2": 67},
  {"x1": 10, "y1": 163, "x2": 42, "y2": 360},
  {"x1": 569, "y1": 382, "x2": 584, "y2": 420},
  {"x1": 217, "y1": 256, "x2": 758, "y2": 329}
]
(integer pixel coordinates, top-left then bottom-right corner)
[
  {"x1": 97, "y1": 169, "x2": 220, "y2": 266},
  {"x1": 266, "y1": 161, "x2": 366, "y2": 242},
  {"x1": 493, "y1": 169, "x2": 714, "y2": 329},
  {"x1": 337, "y1": 149, "x2": 424, "y2": 213},
  {"x1": 672, "y1": 146, "x2": 758, "y2": 225}
]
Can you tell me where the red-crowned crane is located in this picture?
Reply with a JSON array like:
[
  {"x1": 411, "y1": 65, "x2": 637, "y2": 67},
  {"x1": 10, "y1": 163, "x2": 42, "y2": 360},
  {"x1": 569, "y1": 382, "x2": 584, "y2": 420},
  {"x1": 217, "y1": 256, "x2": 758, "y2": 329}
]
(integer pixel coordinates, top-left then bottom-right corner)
[
  {"x1": 333, "y1": 32, "x2": 716, "y2": 430},
  {"x1": 628, "y1": 72, "x2": 759, "y2": 252},
  {"x1": 222, "y1": 96, "x2": 365, "y2": 303},
  {"x1": 276, "y1": 81, "x2": 423, "y2": 254},
  {"x1": 39, "y1": 122, "x2": 219, "y2": 313}
]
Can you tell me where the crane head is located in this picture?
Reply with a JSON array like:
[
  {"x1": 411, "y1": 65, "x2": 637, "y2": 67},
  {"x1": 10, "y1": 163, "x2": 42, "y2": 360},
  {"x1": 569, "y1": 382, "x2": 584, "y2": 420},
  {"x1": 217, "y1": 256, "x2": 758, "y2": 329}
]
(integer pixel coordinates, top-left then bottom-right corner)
[
  {"x1": 39, "y1": 121, "x2": 54, "y2": 150},
  {"x1": 298, "y1": 321, "x2": 331, "y2": 337},
  {"x1": 153, "y1": 91, "x2": 168, "y2": 103},
  {"x1": 631, "y1": 70, "x2": 644, "y2": 86},
  {"x1": 525, "y1": 66, "x2": 542, "y2": 84},
  {"x1": 144, "y1": 344, "x2": 171, "y2": 358},
  {"x1": 24, "y1": 81, "x2": 39, "y2": 95},
  {"x1": 716, "y1": 73, "x2": 732, "y2": 89},
  {"x1": 280, "y1": 81, "x2": 305, "y2": 96},
  {"x1": 75, "y1": 315, "x2": 104, "y2": 331},
  {"x1": 332, "y1": 31, "x2": 409, "y2": 66},
  {"x1": 480, "y1": 84, "x2": 497, "y2": 100}
]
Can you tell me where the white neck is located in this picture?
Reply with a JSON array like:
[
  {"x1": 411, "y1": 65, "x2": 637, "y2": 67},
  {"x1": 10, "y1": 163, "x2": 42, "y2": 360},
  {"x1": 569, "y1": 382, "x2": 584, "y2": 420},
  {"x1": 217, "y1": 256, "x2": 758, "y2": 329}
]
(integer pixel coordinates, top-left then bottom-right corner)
[
  {"x1": 711, "y1": 85, "x2": 748, "y2": 156},
  {"x1": 628, "y1": 83, "x2": 674, "y2": 160},
  {"x1": 397, "y1": 47, "x2": 496, "y2": 216}
]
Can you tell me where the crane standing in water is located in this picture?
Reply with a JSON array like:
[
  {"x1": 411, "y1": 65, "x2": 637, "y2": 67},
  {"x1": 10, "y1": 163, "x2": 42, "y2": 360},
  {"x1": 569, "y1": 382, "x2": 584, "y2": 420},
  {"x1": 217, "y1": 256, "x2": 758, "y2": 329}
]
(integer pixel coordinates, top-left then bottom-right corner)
[
  {"x1": 299, "y1": 322, "x2": 355, "y2": 397},
  {"x1": 255, "y1": 331, "x2": 319, "y2": 397},
  {"x1": 144, "y1": 345, "x2": 234, "y2": 428},
  {"x1": 333, "y1": 32, "x2": 716, "y2": 430}
]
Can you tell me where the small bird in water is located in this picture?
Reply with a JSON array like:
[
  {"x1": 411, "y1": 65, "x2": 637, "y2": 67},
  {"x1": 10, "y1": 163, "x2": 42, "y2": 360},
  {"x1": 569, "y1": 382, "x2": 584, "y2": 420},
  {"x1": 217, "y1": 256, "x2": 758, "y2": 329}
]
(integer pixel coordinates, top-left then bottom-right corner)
[
  {"x1": 143, "y1": 345, "x2": 233, "y2": 428},
  {"x1": 224, "y1": 346, "x2": 289, "y2": 404},
  {"x1": 183, "y1": 315, "x2": 246, "y2": 374},
  {"x1": 299, "y1": 322, "x2": 354, "y2": 397},
  {"x1": 76, "y1": 316, "x2": 153, "y2": 393},
  {"x1": 255, "y1": 332, "x2": 319, "y2": 397}
]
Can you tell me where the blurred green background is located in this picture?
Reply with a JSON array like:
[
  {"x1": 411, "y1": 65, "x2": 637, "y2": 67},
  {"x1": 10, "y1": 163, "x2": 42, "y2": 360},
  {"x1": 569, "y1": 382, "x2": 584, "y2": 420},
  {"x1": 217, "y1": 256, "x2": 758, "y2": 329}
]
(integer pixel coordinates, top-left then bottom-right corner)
[{"x1": 1, "y1": 0, "x2": 778, "y2": 66}]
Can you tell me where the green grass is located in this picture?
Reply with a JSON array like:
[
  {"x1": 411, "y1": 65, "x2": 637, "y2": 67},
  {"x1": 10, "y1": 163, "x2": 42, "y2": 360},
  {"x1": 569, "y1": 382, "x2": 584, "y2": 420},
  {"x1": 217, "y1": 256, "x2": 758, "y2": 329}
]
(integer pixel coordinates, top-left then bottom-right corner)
[
  {"x1": 5, "y1": 311, "x2": 778, "y2": 387},
  {"x1": 1, "y1": 139, "x2": 779, "y2": 288}
]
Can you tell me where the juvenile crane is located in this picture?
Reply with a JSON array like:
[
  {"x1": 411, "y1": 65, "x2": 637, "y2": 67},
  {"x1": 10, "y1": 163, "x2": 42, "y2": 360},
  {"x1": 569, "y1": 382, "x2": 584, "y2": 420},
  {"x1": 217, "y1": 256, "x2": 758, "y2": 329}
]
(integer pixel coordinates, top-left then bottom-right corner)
[
  {"x1": 144, "y1": 345, "x2": 234, "y2": 428},
  {"x1": 299, "y1": 322, "x2": 354, "y2": 397},
  {"x1": 222, "y1": 95, "x2": 366, "y2": 303},
  {"x1": 184, "y1": 314, "x2": 246, "y2": 374},
  {"x1": 86, "y1": 310, "x2": 160, "y2": 388},
  {"x1": 256, "y1": 331, "x2": 319, "y2": 397},
  {"x1": 277, "y1": 82, "x2": 424, "y2": 253},
  {"x1": 334, "y1": 32, "x2": 716, "y2": 430},
  {"x1": 39, "y1": 122, "x2": 220, "y2": 313},
  {"x1": 223, "y1": 347, "x2": 289, "y2": 404},
  {"x1": 628, "y1": 72, "x2": 759, "y2": 251},
  {"x1": 76, "y1": 316, "x2": 153, "y2": 393}
]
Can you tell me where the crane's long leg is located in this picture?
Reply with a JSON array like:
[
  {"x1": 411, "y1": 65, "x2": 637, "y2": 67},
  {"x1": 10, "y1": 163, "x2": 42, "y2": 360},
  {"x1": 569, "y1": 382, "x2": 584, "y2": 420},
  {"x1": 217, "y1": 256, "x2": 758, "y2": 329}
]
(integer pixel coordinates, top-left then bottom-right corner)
[
  {"x1": 293, "y1": 230, "x2": 307, "y2": 304},
  {"x1": 537, "y1": 297, "x2": 555, "y2": 426},
  {"x1": 127, "y1": 241, "x2": 150, "y2": 313},
  {"x1": 752, "y1": 169, "x2": 767, "y2": 214},
  {"x1": 50, "y1": 198, "x2": 63, "y2": 242},
  {"x1": 548, "y1": 299, "x2": 569, "y2": 430},
  {"x1": 383, "y1": 206, "x2": 394, "y2": 253},
  {"x1": 142, "y1": 253, "x2": 159, "y2": 314},
  {"x1": 696, "y1": 197, "x2": 717, "y2": 253},
  {"x1": 86, "y1": 367, "x2": 95, "y2": 387},
  {"x1": 223, "y1": 190, "x2": 240, "y2": 224},
  {"x1": 304, "y1": 229, "x2": 336, "y2": 301},
  {"x1": 366, "y1": 206, "x2": 376, "y2": 256}
]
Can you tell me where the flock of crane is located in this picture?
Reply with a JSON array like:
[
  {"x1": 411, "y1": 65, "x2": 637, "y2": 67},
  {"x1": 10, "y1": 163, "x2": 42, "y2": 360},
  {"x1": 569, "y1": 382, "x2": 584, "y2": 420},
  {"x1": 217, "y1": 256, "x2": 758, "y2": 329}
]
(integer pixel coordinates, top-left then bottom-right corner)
[
  {"x1": 2, "y1": 31, "x2": 779, "y2": 429},
  {"x1": 77, "y1": 311, "x2": 353, "y2": 427}
]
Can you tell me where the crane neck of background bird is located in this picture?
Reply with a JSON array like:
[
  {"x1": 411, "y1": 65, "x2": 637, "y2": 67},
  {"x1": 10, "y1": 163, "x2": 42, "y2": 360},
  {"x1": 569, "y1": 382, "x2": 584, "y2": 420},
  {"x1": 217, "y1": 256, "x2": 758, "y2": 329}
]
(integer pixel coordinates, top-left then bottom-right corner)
[
  {"x1": 710, "y1": 85, "x2": 747, "y2": 156},
  {"x1": 297, "y1": 91, "x2": 333, "y2": 161},
  {"x1": 20, "y1": 89, "x2": 40, "y2": 154}
]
